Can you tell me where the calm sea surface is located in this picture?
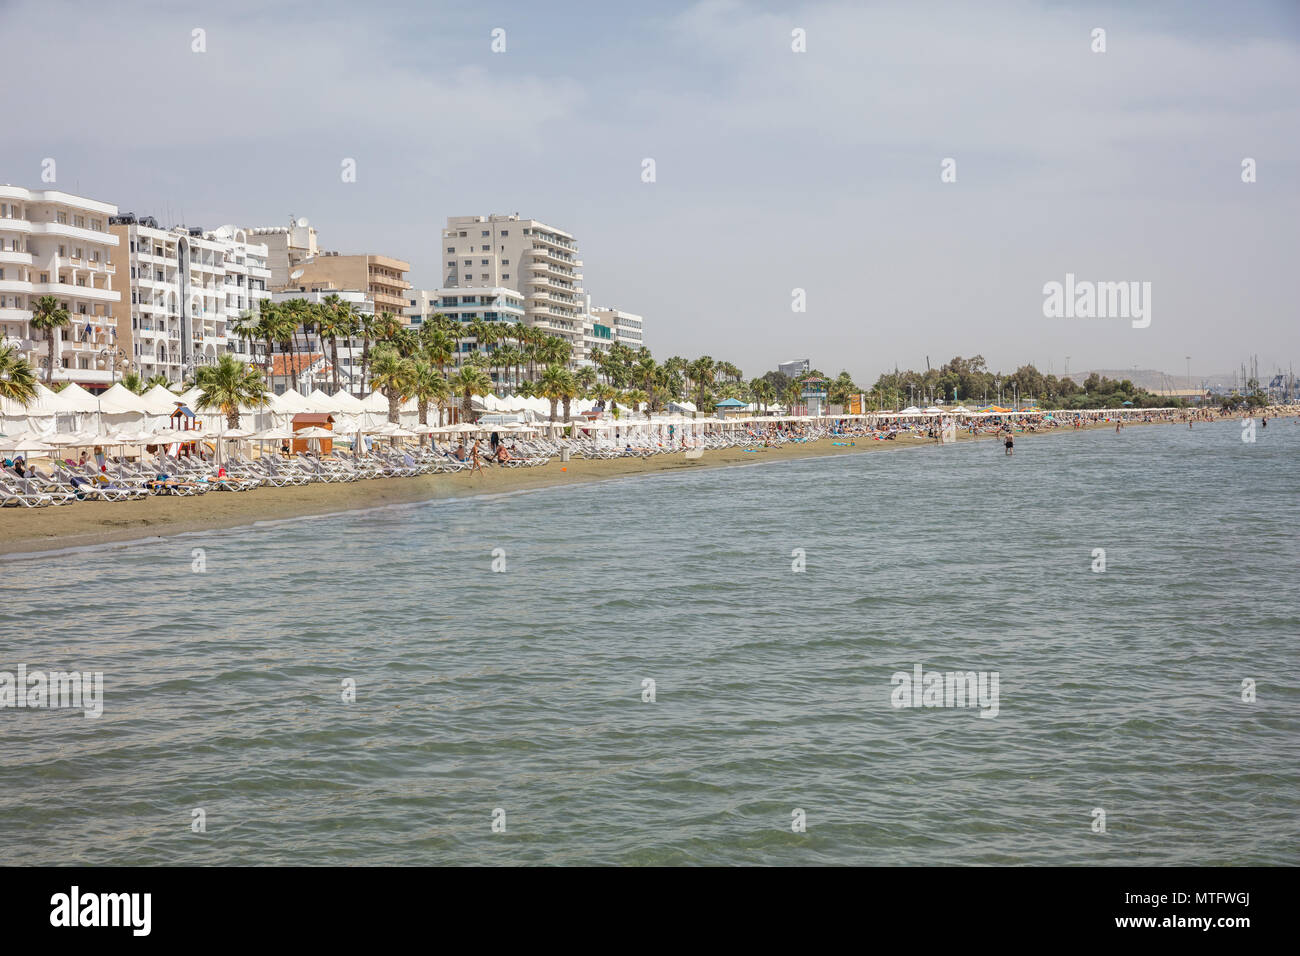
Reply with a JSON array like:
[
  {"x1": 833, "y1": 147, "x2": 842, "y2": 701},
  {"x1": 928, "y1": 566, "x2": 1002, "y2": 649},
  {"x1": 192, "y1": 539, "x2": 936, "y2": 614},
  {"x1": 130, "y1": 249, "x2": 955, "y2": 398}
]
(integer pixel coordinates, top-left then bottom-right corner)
[{"x1": 1, "y1": 419, "x2": 1297, "y2": 865}]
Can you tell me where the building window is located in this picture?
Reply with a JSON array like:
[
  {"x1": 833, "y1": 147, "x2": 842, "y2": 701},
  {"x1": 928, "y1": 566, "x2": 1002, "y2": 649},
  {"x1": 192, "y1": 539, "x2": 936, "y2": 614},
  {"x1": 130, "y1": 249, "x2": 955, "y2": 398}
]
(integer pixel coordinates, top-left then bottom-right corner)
[
  {"x1": 446, "y1": 247, "x2": 455, "y2": 253},
  {"x1": 481, "y1": 231, "x2": 489, "y2": 237},
  {"x1": 502, "y1": 274, "x2": 510, "y2": 280}
]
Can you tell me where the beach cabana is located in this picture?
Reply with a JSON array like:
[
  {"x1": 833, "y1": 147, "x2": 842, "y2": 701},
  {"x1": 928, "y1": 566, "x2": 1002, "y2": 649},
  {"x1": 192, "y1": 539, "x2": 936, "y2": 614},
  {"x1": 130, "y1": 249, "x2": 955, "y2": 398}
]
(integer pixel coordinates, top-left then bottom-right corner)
[{"x1": 291, "y1": 413, "x2": 335, "y2": 454}]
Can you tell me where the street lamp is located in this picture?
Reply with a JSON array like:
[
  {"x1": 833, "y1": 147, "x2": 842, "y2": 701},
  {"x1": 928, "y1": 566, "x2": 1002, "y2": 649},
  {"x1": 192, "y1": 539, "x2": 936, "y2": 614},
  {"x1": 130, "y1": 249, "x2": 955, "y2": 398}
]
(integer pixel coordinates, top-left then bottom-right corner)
[{"x1": 99, "y1": 347, "x2": 128, "y2": 384}]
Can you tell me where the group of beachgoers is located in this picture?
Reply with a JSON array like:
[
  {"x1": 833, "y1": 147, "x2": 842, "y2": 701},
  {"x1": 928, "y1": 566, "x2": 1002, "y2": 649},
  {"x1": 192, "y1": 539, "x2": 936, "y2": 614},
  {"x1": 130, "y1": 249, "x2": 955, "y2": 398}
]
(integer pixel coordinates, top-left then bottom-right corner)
[
  {"x1": 4, "y1": 407, "x2": 1294, "y2": 508},
  {"x1": 0, "y1": 421, "x2": 832, "y2": 506}
]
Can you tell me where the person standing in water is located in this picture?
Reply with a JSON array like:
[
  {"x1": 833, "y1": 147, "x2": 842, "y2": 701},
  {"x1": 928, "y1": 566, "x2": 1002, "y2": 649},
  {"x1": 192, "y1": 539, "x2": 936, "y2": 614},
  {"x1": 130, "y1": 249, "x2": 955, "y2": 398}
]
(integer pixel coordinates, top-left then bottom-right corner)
[{"x1": 1004, "y1": 429, "x2": 1014, "y2": 455}]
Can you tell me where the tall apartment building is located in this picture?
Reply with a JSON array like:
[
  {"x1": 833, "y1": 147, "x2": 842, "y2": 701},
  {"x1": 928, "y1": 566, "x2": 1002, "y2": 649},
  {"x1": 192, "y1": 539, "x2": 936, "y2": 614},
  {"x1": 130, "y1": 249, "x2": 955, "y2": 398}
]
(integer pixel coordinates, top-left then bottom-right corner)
[
  {"x1": 0, "y1": 186, "x2": 122, "y2": 389},
  {"x1": 441, "y1": 214, "x2": 586, "y2": 362},
  {"x1": 108, "y1": 216, "x2": 272, "y2": 382},
  {"x1": 279, "y1": 252, "x2": 411, "y2": 321}
]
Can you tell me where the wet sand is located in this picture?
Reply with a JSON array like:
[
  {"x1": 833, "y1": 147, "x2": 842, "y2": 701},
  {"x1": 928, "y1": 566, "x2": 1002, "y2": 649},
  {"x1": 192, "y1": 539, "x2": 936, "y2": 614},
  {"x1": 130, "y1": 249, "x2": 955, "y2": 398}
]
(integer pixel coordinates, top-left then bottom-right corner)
[{"x1": 0, "y1": 417, "x2": 1219, "y2": 557}]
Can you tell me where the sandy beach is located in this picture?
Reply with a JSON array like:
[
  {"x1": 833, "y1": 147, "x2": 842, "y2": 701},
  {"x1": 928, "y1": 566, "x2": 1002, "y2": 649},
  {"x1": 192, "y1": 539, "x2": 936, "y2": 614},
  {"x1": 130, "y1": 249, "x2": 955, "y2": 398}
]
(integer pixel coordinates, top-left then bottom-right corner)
[{"x1": 0, "y1": 418, "x2": 1205, "y2": 557}]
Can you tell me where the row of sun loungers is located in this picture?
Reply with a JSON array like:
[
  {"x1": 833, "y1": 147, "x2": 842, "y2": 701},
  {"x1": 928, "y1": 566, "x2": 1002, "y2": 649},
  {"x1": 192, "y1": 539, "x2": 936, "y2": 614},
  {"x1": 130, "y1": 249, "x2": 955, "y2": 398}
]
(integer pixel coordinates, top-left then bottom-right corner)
[{"x1": 4, "y1": 429, "x2": 846, "y2": 507}]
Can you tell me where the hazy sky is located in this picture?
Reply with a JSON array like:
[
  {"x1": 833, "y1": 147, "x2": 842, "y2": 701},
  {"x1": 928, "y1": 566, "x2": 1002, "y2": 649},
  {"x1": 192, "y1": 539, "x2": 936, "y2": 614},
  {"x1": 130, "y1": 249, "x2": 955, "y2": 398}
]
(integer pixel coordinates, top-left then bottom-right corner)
[{"x1": 4, "y1": 0, "x2": 1297, "y2": 383}]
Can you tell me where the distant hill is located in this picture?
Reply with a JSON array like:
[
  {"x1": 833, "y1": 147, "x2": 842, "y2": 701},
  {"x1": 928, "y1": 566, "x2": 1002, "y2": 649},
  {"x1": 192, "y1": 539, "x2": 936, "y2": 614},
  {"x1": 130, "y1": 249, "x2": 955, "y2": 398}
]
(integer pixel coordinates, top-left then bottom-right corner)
[{"x1": 1083, "y1": 369, "x2": 1229, "y2": 392}]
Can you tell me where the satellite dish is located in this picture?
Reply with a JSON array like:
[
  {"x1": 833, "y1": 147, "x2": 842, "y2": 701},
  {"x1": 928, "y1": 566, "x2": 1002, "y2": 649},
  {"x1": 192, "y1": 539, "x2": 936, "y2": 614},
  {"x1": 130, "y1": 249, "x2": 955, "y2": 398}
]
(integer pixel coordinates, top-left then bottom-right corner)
[
  {"x1": 289, "y1": 268, "x2": 304, "y2": 280},
  {"x1": 296, "y1": 217, "x2": 309, "y2": 228}
]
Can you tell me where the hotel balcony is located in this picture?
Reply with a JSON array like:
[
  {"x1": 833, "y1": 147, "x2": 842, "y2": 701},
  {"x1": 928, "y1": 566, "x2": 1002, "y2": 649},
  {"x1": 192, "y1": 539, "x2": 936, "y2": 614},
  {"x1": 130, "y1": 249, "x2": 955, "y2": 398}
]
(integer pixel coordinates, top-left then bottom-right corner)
[{"x1": 38, "y1": 280, "x2": 118, "y2": 302}]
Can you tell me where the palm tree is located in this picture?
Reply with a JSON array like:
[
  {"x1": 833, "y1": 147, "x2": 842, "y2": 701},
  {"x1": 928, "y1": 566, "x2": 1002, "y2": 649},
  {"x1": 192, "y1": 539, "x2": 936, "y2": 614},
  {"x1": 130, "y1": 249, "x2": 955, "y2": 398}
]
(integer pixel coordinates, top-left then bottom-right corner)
[
  {"x1": 539, "y1": 363, "x2": 569, "y2": 422},
  {"x1": 576, "y1": 365, "x2": 598, "y2": 394},
  {"x1": 592, "y1": 382, "x2": 616, "y2": 413},
  {"x1": 419, "y1": 325, "x2": 455, "y2": 380},
  {"x1": 355, "y1": 311, "x2": 375, "y2": 394},
  {"x1": 270, "y1": 306, "x2": 300, "y2": 392},
  {"x1": 280, "y1": 298, "x2": 312, "y2": 383},
  {"x1": 411, "y1": 360, "x2": 451, "y2": 427},
  {"x1": 145, "y1": 373, "x2": 172, "y2": 390},
  {"x1": 625, "y1": 388, "x2": 650, "y2": 420},
  {"x1": 29, "y1": 295, "x2": 71, "y2": 384},
  {"x1": 367, "y1": 345, "x2": 415, "y2": 424},
  {"x1": 688, "y1": 356, "x2": 716, "y2": 408},
  {"x1": 557, "y1": 367, "x2": 579, "y2": 422},
  {"x1": 0, "y1": 344, "x2": 38, "y2": 405},
  {"x1": 120, "y1": 371, "x2": 145, "y2": 394},
  {"x1": 450, "y1": 364, "x2": 493, "y2": 423},
  {"x1": 194, "y1": 354, "x2": 270, "y2": 429},
  {"x1": 317, "y1": 294, "x2": 356, "y2": 394},
  {"x1": 253, "y1": 302, "x2": 280, "y2": 379},
  {"x1": 230, "y1": 308, "x2": 264, "y2": 369},
  {"x1": 493, "y1": 344, "x2": 522, "y2": 392}
]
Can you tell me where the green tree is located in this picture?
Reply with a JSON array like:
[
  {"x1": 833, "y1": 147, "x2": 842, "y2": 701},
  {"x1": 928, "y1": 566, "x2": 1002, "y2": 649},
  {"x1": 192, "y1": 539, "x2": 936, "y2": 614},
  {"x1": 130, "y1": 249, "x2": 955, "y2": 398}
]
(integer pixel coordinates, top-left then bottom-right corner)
[
  {"x1": 0, "y1": 344, "x2": 38, "y2": 405},
  {"x1": 368, "y1": 345, "x2": 416, "y2": 424},
  {"x1": 194, "y1": 354, "x2": 270, "y2": 429},
  {"x1": 29, "y1": 295, "x2": 70, "y2": 384}
]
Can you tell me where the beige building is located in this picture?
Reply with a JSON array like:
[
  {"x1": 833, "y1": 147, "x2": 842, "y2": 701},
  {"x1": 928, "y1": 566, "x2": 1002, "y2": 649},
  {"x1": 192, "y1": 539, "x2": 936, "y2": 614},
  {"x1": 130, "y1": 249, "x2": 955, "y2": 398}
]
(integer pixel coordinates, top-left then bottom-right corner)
[
  {"x1": 442, "y1": 214, "x2": 586, "y2": 361},
  {"x1": 279, "y1": 252, "x2": 411, "y2": 321},
  {"x1": 0, "y1": 186, "x2": 122, "y2": 388},
  {"x1": 248, "y1": 218, "x2": 319, "y2": 289}
]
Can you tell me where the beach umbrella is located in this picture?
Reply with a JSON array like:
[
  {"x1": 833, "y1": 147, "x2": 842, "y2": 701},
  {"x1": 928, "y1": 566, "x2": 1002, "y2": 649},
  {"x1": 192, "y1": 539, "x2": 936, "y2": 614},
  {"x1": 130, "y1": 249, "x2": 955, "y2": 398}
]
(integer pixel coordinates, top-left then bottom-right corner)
[
  {"x1": 0, "y1": 437, "x2": 54, "y2": 454},
  {"x1": 250, "y1": 427, "x2": 295, "y2": 442},
  {"x1": 294, "y1": 426, "x2": 335, "y2": 439}
]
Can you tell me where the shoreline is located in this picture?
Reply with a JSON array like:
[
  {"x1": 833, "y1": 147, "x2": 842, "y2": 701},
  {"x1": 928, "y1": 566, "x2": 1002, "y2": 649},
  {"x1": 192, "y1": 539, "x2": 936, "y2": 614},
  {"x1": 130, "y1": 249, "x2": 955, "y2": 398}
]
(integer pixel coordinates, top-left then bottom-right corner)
[{"x1": 0, "y1": 416, "x2": 1240, "y2": 557}]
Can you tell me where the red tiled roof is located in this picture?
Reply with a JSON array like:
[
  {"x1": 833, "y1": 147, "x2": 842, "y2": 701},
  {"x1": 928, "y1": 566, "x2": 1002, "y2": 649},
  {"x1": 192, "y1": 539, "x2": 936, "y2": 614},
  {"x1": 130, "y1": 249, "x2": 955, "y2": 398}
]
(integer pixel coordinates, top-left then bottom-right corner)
[{"x1": 268, "y1": 353, "x2": 322, "y2": 376}]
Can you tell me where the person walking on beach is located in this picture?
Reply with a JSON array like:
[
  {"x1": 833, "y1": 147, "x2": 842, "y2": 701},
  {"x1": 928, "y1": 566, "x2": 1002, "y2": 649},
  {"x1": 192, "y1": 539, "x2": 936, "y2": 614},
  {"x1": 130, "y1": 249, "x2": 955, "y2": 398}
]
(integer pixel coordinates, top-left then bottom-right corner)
[{"x1": 469, "y1": 439, "x2": 484, "y2": 475}]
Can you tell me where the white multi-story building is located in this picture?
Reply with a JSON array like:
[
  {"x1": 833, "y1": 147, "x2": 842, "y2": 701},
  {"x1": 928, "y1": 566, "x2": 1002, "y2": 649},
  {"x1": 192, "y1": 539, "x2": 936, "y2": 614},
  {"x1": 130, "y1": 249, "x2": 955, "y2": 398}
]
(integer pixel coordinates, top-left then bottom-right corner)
[
  {"x1": 591, "y1": 307, "x2": 644, "y2": 351},
  {"x1": 0, "y1": 186, "x2": 122, "y2": 389},
  {"x1": 109, "y1": 216, "x2": 271, "y2": 382},
  {"x1": 406, "y1": 287, "x2": 525, "y2": 386},
  {"x1": 441, "y1": 214, "x2": 586, "y2": 364}
]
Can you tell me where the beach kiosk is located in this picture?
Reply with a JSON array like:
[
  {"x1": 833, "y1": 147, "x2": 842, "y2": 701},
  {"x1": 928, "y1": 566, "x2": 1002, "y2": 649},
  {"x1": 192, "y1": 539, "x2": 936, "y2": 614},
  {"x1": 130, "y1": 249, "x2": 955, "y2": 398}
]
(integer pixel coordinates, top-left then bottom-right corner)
[
  {"x1": 714, "y1": 397, "x2": 748, "y2": 419},
  {"x1": 799, "y1": 377, "x2": 829, "y2": 418},
  {"x1": 291, "y1": 413, "x2": 334, "y2": 454}
]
